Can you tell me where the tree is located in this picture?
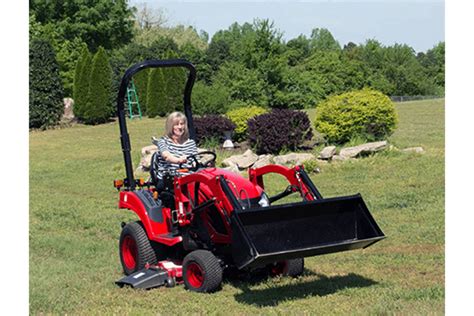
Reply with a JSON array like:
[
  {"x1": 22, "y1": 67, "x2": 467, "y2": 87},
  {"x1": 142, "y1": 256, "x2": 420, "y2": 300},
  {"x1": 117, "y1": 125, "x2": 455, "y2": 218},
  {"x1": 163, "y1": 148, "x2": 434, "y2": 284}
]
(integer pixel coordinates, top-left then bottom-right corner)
[
  {"x1": 310, "y1": 28, "x2": 341, "y2": 51},
  {"x1": 132, "y1": 69, "x2": 151, "y2": 115},
  {"x1": 30, "y1": 13, "x2": 86, "y2": 97},
  {"x1": 418, "y1": 41, "x2": 445, "y2": 91},
  {"x1": 29, "y1": 0, "x2": 135, "y2": 51},
  {"x1": 213, "y1": 61, "x2": 268, "y2": 106},
  {"x1": 146, "y1": 68, "x2": 167, "y2": 117},
  {"x1": 83, "y1": 47, "x2": 113, "y2": 124},
  {"x1": 285, "y1": 34, "x2": 311, "y2": 66},
  {"x1": 163, "y1": 51, "x2": 187, "y2": 112},
  {"x1": 73, "y1": 45, "x2": 92, "y2": 120},
  {"x1": 29, "y1": 39, "x2": 64, "y2": 129},
  {"x1": 134, "y1": 3, "x2": 168, "y2": 30}
]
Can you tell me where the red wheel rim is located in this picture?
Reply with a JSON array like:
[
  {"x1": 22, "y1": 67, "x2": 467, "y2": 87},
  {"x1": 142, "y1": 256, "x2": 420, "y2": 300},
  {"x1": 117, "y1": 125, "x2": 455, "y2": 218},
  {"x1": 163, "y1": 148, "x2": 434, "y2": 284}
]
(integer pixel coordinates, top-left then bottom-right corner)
[
  {"x1": 122, "y1": 235, "x2": 137, "y2": 270},
  {"x1": 271, "y1": 261, "x2": 288, "y2": 276},
  {"x1": 186, "y1": 262, "x2": 204, "y2": 288}
]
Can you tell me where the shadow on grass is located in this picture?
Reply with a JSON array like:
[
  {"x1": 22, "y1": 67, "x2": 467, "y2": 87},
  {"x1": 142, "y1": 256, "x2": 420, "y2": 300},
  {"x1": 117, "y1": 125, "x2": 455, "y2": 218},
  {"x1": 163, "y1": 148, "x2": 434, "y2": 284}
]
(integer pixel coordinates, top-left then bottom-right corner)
[{"x1": 232, "y1": 271, "x2": 378, "y2": 307}]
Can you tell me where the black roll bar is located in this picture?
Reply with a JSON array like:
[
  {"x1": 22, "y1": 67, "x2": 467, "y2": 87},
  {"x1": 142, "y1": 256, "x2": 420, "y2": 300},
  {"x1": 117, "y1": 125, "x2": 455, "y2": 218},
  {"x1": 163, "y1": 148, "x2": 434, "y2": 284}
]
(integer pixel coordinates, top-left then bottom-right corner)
[{"x1": 117, "y1": 59, "x2": 197, "y2": 190}]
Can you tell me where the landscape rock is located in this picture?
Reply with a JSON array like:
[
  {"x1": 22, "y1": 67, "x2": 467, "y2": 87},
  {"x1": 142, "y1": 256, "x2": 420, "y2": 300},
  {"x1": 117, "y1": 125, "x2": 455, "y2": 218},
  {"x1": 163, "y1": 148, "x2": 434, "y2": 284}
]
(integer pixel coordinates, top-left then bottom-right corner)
[
  {"x1": 223, "y1": 164, "x2": 240, "y2": 174},
  {"x1": 339, "y1": 141, "x2": 388, "y2": 158},
  {"x1": 62, "y1": 98, "x2": 75, "y2": 121},
  {"x1": 299, "y1": 140, "x2": 317, "y2": 150},
  {"x1": 139, "y1": 154, "x2": 153, "y2": 170},
  {"x1": 402, "y1": 147, "x2": 424, "y2": 154},
  {"x1": 135, "y1": 165, "x2": 147, "y2": 175},
  {"x1": 332, "y1": 155, "x2": 349, "y2": 162},
  {"x1": 141, "y1": 145, "x2": 158, "y2": 157},
  {"x1": 233, "y1": 141, "x2": 251, "y2": 151},
  {"x1": 273, "y1": 153, "x2": 315, "y2": 166},
  {"x1": 252, "y1": 155, "x2": 274, "y2": 169},
  {"x1": 222, "y1": 149, "x2": 258, "y2": 170},
  {"x1": 318, "y1": 146, "x2": 337, "y2": 160}
]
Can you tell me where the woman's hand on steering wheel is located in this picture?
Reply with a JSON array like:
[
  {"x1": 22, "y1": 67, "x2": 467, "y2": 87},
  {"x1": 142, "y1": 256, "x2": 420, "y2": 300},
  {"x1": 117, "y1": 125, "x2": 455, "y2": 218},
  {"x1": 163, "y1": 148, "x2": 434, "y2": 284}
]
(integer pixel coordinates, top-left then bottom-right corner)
[{"x1": 179, "y1": 151, "x2": 217, "y2": 172}]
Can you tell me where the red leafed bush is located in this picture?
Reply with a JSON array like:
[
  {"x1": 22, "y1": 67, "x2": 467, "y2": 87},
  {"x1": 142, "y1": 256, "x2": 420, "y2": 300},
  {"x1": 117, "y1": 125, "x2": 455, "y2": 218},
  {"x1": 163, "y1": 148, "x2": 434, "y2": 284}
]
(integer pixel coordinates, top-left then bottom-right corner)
[
  {"x1": 248, "y1": 109, "x2": 313, "y2": 154},
  {"x1": 194, "y1": 114, "x2": 236, "y2": 145}
]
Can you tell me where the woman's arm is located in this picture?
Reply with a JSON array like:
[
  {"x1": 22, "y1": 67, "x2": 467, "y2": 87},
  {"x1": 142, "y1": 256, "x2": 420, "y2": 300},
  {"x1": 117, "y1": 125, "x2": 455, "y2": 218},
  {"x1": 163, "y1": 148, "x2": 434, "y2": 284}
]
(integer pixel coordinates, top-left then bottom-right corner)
[{"x1": 161, "y1": 150, "x2": 187, "y2": 164}]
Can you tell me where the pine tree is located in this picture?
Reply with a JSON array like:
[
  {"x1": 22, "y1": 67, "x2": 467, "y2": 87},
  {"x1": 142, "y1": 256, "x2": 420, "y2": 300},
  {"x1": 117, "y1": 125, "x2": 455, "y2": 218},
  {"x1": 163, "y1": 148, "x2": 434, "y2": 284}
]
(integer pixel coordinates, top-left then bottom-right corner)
[
  {"x1": 132, "y1": 69, "x2": 150, "y2": 115},
  {"x1": 29, "y1": 39, "x2": 64, "y2": 129},
  {"x1": 72, "y1": 44, "x2": 91, "y2": 120},
  {"x1": 164, "y1": 51, "x2": 187, "y2": 112},
  {"x1": 146, "y1": 68, "x2": 167, "y2": 117},
  {"x1": 83, "y1": 47, "x2": 113, "y2": 124}
]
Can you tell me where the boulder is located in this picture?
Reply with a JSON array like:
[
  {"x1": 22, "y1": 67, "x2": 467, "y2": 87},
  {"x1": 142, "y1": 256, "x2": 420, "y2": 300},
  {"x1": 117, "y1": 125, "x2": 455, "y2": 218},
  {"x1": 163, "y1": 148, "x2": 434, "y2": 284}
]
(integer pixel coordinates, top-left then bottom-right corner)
[
  {"x1": 139, "y1": 154, "x2": 153, "y2": 170},
  {"x1": 141, "y1": 145, "x2": 158, "y2": 157},
  {"x1": 252, "y1": 155, "x2": 274, "y2": 169},
  {"x1": 273, "y1": 153, "x2": 315, "y2": 166},
  {"x1": 339, "y1": 141, "x2": 388, "y2": 158},
  {"x1": 62, "y1": 98, "x2": 75, "y2": 121},
  {"x1": 318, "y1": 146, "x2": 337, "y2": 160},
  {"x1": 402, "y1": 147, "x2": 424, "y2": 154},
  {"x1": 223, "y1": 164, "x2": 240, "y2": 174},
  {"x1": 332, "y1": 155, "x2": 349, "y2": 162},
  {"x1": 222, "y1": 149, "x2": 258, "y2": 170}
]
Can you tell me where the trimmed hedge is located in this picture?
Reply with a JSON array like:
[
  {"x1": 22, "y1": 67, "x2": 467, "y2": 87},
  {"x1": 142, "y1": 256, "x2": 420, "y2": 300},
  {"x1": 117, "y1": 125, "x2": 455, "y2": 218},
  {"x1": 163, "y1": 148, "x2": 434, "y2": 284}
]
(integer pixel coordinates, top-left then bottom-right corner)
[
  {"x1": 314, "y1": 88, "x2": 398, "y2": 143},
  {"x1": 248, "y1": 109, "x2": 313, "y2": 154},
  {"x1": 194, "y1": 115, "x2": 236, "y2": 145},
  {"x1": 226, "y1": 106, "x2": 268, "y2": 142},
  {"x1": 29, "y1": 39, "x2": 64, "y2": 129}
]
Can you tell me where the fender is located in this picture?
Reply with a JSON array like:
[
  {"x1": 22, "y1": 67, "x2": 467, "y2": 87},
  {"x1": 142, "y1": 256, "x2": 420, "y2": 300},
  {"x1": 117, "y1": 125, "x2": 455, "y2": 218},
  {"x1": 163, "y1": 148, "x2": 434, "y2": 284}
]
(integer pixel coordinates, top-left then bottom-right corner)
[{"x1": 118, "y1": 190, "x2": 182, "y2": 246}]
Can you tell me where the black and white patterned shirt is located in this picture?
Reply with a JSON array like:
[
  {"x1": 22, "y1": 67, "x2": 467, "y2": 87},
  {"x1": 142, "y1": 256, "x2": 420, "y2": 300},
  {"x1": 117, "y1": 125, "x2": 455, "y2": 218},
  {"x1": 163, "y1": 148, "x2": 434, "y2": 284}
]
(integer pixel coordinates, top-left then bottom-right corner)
[{"x1": 155, "y1": 136, "x2": 198, "y2": 179}]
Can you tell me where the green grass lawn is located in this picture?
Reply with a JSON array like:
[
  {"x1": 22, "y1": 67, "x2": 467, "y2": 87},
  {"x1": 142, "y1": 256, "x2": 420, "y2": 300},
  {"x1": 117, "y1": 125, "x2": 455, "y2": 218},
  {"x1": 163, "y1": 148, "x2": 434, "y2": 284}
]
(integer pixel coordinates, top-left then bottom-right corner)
[{"x1": 29, "y1": 99, "x2": 445, "y2": 314}]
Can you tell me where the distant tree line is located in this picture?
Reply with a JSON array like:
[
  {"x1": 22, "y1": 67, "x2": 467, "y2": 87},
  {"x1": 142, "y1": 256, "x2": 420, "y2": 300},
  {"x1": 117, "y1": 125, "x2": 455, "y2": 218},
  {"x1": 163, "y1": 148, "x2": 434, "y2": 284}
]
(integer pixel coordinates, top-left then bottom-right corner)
[{"x1": 29, "y1": 1, "x2": 444, "y2": 128}]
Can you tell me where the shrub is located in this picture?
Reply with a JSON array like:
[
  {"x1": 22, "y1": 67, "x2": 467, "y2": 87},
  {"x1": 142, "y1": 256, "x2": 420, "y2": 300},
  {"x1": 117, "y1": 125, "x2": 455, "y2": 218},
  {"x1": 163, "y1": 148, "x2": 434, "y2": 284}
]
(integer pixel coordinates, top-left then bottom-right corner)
[
  {"x1": 314, "y1": 88, "x2": 398, "y2": 143},
  {"x1": 226, "y1": 106, "x2": 268, "y2": 142},
  {"x1": 248, "y1": 109, "x2": 313, "y2": 154},
  {"x1": 29, "y1": 39, "x2": 64, "y2": 129},
  {"x1": 301, "y1": 159, "x2": 320, "y2": 174},
  {"x1": 193, "y1": 115, "x2": 236, "y2": 146},
  {"x1": 83, "y1": 47, "x2": 113, "y2": 124}
]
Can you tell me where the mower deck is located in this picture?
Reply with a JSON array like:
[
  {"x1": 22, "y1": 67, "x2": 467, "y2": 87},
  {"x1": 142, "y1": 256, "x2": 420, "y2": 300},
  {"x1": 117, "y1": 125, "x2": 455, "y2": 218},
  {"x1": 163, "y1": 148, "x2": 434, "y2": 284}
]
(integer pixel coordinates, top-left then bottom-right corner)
[{"x1": 116, "y1": 260, "x2": 182, "y2": 290}]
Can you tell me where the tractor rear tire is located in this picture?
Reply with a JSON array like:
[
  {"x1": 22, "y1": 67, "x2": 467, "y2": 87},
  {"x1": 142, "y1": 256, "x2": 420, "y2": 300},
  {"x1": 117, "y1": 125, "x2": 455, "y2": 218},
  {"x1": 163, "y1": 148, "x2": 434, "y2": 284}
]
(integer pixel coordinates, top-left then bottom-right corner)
[
  {"x1": 183, "y1": 250, "x2": 223, "y2": 293},
  {"x1": 119, "y1": 221, "x2": 157, "y2": 275},
  {"x1": 270, "y1": 258, "x2": 304, "y2": 277}
]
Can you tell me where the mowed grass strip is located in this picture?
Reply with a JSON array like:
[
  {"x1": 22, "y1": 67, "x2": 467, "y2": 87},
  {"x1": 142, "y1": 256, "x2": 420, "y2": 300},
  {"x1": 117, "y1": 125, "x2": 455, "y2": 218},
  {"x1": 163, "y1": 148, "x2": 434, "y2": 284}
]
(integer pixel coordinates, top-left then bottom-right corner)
[{"x1": 29, "y1": 99, "x2": 444, "y2": 314}]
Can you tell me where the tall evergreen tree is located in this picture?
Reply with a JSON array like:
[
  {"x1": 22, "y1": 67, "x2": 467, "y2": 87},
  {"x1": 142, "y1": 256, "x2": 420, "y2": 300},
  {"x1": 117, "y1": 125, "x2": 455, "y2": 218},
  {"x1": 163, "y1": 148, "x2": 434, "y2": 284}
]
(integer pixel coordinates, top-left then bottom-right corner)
[
  {"x1": 146, "y1": 68, "x2": 167, "y2": 117},
  {"x1": 132, "y1": 69, "x2": 150, "y2": 115},
  {"x1": 73, "y1": 44, "x2": 91, "y2": 119},
  {"x1": 164, "y1": 51, "x2": 187, "y2": 112},
  {"x1": 29, "y1": 39, "x2": 64, "y2": 129},
  {"x1": 83, "y1": 47, "x2": 113, "y2": 124}
]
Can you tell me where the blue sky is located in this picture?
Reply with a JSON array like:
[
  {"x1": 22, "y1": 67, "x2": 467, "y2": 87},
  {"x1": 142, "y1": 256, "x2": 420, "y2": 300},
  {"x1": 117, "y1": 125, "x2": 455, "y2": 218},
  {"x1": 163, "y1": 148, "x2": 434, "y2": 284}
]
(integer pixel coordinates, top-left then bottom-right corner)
[{"x1": 129, "y1": 0, "x2": 444, "y2": 53}]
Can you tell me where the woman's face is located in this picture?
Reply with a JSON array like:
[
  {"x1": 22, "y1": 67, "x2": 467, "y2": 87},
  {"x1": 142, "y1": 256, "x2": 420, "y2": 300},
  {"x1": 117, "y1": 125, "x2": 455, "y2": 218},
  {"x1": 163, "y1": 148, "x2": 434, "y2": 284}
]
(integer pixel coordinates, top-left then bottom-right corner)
[{"x1": 172, "y1": 119, "x2": 186, "y2": 138}]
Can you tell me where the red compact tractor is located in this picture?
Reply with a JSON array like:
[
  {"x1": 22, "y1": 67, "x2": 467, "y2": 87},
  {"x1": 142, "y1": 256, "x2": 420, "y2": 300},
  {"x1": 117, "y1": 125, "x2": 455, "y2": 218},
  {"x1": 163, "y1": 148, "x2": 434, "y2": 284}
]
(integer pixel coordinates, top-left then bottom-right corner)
[{"x1": 114, "y1": 60, "x2": 385, "y2": 292}]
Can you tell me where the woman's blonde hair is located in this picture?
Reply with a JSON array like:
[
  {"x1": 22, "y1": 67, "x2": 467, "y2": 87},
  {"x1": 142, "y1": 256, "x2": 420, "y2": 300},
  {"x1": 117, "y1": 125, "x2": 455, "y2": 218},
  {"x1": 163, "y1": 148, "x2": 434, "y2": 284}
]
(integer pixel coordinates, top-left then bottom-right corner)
[{"x1": 165, "y1": 111, "x2": 189, "y2": 141}]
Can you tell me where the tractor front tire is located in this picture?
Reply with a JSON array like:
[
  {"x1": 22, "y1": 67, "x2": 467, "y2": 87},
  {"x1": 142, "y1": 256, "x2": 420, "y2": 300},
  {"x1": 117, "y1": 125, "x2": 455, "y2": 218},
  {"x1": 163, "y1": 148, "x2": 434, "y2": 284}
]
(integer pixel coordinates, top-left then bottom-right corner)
[
  {"x1": 270, "y1": 258, "x2": 304, "y2": 277},
  {"x1": 183, "y1": 250, "x2": 223, "y2": 293},
  {"x1": 119, "y1": 221, "x2": 157, "y2": 275}
]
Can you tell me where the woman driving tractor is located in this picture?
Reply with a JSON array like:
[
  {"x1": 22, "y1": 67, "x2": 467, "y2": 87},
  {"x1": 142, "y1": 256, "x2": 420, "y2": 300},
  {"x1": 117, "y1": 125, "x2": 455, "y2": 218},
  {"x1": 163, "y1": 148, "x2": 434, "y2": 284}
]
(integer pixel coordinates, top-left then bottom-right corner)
[{"x1": 152, "y1": 111, "x2": 198, "y2": 190}]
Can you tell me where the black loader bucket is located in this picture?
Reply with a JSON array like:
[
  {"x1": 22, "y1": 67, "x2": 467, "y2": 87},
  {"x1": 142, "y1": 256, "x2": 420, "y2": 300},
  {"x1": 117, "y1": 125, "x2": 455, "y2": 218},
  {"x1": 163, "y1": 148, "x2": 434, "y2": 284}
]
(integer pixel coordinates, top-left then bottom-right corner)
[{"x1": 231, "y1": 194, "x2": 385, "y2": 269}]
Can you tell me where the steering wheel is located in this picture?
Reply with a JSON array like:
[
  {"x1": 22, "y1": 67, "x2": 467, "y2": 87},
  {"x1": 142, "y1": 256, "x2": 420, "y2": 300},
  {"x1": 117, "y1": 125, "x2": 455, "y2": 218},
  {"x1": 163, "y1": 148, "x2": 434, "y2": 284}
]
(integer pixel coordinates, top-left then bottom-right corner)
[{"x1": 179, "y1": 151, "x2": 217, "y2": 172}]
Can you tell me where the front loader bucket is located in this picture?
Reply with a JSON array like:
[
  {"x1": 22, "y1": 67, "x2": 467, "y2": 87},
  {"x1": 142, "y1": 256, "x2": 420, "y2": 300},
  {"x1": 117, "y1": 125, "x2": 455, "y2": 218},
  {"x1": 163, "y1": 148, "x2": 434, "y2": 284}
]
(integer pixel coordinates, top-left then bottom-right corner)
[{"x1": 231, "y1": 194, "x2": 385, "y2": 269}]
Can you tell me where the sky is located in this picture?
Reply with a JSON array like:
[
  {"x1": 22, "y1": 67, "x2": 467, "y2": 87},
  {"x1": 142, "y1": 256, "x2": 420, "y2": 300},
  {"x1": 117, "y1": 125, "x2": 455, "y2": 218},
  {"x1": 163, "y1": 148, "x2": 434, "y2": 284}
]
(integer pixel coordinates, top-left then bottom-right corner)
[{"x1": 129, "y1": 0, "x2": 444, "y2": 53}]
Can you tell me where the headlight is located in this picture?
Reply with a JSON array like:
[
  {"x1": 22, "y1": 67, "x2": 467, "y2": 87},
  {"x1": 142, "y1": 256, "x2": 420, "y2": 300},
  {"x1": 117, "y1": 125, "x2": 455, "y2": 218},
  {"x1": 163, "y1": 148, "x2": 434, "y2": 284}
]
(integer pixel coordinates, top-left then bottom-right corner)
[{"x1": 258, "y1": 192, "x2": 270, "y2": 207}]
